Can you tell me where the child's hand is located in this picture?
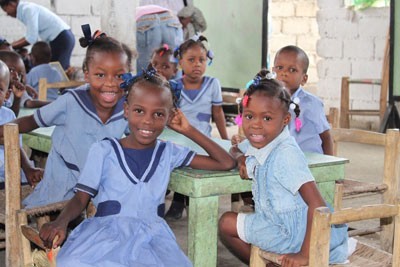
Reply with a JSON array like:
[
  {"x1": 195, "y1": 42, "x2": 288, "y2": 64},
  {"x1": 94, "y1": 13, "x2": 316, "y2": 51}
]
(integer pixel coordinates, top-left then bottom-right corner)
[
  {"x1": 278, "y1": 252, "x2": 308, "y2": 267},
  {"x1": 167, "y1": 108, "x2": 191, "y2": 134},
  {"x1": 39, "y1": 220, "x2": 67, "y2": 249},
  {"x1": 26, "y1": 85, "x2": 38, "y2": 99},
  {"x1": 237, "y1": 155, "x2": 249, "y2": 179},
  {"x1": 231, "y1": 134, "x2": 246, "y2": 146},
  {"x1": 10, "y1": 79, "x2": 26, "y2": 99},
  {"x1": 25, "y1": 167, "x2": 44, "y2": 187}
]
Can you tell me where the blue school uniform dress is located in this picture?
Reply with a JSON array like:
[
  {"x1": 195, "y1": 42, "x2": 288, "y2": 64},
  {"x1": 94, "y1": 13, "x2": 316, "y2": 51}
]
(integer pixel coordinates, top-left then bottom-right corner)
[
  {"x1": 23, "y1": 85, "x2": 128, "y2": 208},
  {"x1": 237, "y1": 127, "x2": 348, "y2": 264},
  {"x1": 56, "y1": 138, "x2": 195, "y2": 267},
  {"x1": 289, "y1": 87, "x2": 330, "y2": 154},
  {"x1": 176, "y1": 76, "x2": 223, "y2": 137},
  {"x1": 0, "y1": 106, "x2": 28, "y2": 186}
]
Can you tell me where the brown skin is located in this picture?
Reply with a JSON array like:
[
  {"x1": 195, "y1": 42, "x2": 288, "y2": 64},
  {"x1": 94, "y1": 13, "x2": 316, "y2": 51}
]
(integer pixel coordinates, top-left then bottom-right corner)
[
  {"x1": 39, "y1": 81, "x2": 235, "y2": 249},
  {"x1": 151, "y1": 52, "x2": 178, "y2": 81},
  {"x1": 219, "y1": 93, "x2": 327, "y2": 266},
  {"x1": 273, "y1": 50, "x2": 333, "y2": 155},
  {"x1": 179, "y1": 45, "x2": 228, "y2": 139}
]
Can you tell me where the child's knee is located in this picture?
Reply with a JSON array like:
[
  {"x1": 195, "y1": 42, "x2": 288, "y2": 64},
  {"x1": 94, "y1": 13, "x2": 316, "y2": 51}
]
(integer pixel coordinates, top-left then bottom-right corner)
[{"x1": 218, "y1": 211, "x2": 237, "y2": 234}]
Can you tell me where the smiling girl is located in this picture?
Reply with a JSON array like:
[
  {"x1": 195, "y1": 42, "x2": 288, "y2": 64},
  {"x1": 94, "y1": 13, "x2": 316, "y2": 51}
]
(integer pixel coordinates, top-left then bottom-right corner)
[{"x1": 0, "y1": 25, "x2": 130, "y2": 207}]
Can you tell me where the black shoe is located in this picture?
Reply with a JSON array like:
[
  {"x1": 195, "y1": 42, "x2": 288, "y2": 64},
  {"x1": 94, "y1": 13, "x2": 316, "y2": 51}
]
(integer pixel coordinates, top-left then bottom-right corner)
[{"x1": 165, "y1": 201, "x2": 185, "y2": 220}]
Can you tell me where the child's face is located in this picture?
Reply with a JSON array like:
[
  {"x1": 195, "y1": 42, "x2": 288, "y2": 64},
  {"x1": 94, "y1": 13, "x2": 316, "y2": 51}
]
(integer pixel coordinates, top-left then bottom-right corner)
[
  {"x1": 273, "y1": 51, "x2": 308, "y2": 95},
  {"x1": 124, "y1": 83, "x2": 172, "y2": 149},
  {"x1": 242, "y1": 91, "x2": 290, "y2": 149},
  {"x1": 0, "y1": 66, "x2": 10, "y2": 107},
  {"x1": 5, "y1": 57, "x2": 26, "y2": 85},
  {"x1": 179, "y1": 46, "x2": 207, "y2": 82},
  {"x1": 85, "y1": 51, "x2": 128, "y2": 111},
  {"x1": 151, "y1": 53, "x2": 177, "y2": 80},
  {"x1": 1, "y1": 1, "x2": 17, "y2": 17}
]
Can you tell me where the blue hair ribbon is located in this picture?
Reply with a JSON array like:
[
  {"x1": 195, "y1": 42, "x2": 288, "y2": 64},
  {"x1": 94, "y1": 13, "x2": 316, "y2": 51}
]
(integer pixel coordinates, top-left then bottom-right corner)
[{"x1": 169, "y1": 80, "x2": 182, "y2": 107}]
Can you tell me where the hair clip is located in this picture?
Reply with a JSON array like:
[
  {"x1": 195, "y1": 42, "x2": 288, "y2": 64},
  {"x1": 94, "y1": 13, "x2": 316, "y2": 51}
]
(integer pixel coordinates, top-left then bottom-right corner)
[
  {"x1": 289, "y1": 97, "x2": 301, "y2": 132},
  {"x1": 207, "y1": 50, "x2": 214, "y2": 66},
  {"x1": 169, "y1": 80, "x2": 183, "y2": 107},
  {"x1": 234, "y1": 114, "x2": 242, "y2": 126},
  {"x1": 143, "y1": 67, "x2": 157, "y2": 80},
  {"x1": 159, "y1": 44, "x2": 169, "y2": 56},
  {"x1": 266, "y1": 71, "x2": 277, "y2": 80},
  {"x1": 81, "y1": 24, "x2": 106, "y2": 46},
  {"x1": 190, "y1": 33, "x2": 201, "y2": 42},
  {"x1": 245, "y1": 75, "x2": 262, "y2": 89},
  {"x1": 120, "y1": 72, "x2": 140, "y2": 89},
  {"x1": 242, "y1": 95, "x2": 250, "y2": 107}
]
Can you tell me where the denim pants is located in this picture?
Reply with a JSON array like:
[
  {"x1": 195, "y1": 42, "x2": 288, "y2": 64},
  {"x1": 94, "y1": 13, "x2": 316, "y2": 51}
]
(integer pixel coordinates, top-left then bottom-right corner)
[{"x1": 136, "y1": 11, "x2": 183, "y2": 71}]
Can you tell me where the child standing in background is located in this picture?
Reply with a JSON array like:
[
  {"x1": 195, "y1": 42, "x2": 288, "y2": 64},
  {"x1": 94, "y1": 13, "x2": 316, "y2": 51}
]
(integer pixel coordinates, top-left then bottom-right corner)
[
  {"x1": 0, "y1": 59, "x2": 43, "y2": 189},
  {"x1": 151, "y1": 44, "x2": 179, "y2": 80},
  {"x1": 218, "y1": 69, "x2": 348, "y2": 266},
  {"x1": 0, "y1": 25, "x2": 131, "y2": 208},
  {"x1": 39, "y1": 67, "x2": 235, "y2": 266},
  {"x1": 273, "y1": 45, "x2": 333, "y2": 155},
  {"x1": 26, "y1": 41, "x2": 64, "y2": 101},
  {"x1": 166, "y1": 34, "x2": 228, "y2": 219}
]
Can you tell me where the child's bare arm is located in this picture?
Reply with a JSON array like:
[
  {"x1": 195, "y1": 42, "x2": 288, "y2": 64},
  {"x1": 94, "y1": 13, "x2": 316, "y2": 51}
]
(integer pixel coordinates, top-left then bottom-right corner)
[
  {"x1": 212, "y1": 105, "x2": 228, "y2": 140},
  {"x1": 0, "y1": 115, "x2": 39, "y2": 142},
  {"x1": 168, "y1": 108, "x2": 235, "y2": 170},
  {"x1": 320, "y1": 130, "x2": 333, "y2": 155},
  {"x1": 25, "y1": 85, "x2": 38, "y2": 99},
  {"x1": 279, "y1": 181, "x2": 326, "y2": 267},
  {"x1": 24, "y1": 99, "x2": 50, "y2": 108},
  {"x1": 230, "y1": 145, "x2": 249, "y2": 179},
  {"x1": 39, "y1": 191, "x2": 90, "y2": 249}
]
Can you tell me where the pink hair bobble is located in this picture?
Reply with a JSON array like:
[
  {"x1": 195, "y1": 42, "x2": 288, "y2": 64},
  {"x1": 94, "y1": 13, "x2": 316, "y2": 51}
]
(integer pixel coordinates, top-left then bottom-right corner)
[
  {"x1": 159, "y1": 44, "x2": 169, "y2": 56},
  {"x1": 242, "y1": 95, "x2": 250, "y2": 107},
  {"x1": 234, "y1": 114, "x2": 243, "y2": 126},
  {"x1": 295, "y1": 117, "x2": 302, "y2": 132}
]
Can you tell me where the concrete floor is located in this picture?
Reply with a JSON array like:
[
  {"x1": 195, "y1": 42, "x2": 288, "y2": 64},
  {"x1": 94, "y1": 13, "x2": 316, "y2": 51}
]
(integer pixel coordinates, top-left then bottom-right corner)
[{"x1": 0, "y1": 124, "x2": 386, "y2": 266}]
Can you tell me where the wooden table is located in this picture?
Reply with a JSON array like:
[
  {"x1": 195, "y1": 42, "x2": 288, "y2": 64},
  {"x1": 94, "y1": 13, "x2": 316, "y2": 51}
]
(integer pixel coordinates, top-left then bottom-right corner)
[{"x1": 19, "y1": 108, "x2": 349, "y2": 267}]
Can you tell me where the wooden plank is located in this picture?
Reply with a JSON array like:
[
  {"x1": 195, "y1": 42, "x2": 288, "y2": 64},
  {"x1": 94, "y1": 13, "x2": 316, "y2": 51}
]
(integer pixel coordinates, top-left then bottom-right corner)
[
  {"x1": 330, "y1": 204, "x2": 398, "y2": 225},
  {"x1": 5, "y1": 124, "x2": 22, "y2": 267}
]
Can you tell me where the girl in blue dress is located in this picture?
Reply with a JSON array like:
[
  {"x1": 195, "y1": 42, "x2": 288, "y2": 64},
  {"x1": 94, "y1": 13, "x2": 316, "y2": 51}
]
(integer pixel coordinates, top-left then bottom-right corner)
[
  {"x1": 38, "y1": 67, "x2": 236, "y2": 266},
  {"x1": 218, "y1": 69, "x2": 349, "y2": 267},
  {"x1": 166, "y1": 34, "x2": 228, "y2": 219},
  {"x1": 0, "y1": 25, "x2": 130, "y2": 208}
]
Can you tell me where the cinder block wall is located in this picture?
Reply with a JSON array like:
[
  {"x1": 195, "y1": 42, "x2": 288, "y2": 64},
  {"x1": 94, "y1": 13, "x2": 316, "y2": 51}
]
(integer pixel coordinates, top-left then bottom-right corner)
[
  {"x1": 317, "y1": 0, "x2": 389, "y2": 128},
  {"x1": 0, "y1": 0, "x2": 101, "y2": 68}
]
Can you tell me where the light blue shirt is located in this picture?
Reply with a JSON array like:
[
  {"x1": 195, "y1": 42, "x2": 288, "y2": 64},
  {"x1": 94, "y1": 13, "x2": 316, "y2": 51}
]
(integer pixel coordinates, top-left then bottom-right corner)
[
  {"x1": 177, "y1": 76, "x2": 223, "y2": 137},
  {"x1": 26, "y1": 63, "x2": 64, "y2": 101},
  {"x1": 17, "y1": 1, "x2": 70, "y2": 44},
  {"x1": 289, "y1": 87, "x2": 330, "y2": 154}
]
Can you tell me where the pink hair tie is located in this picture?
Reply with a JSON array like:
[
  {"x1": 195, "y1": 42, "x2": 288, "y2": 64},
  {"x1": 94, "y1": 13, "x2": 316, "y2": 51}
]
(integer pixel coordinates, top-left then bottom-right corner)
[
  {"x1": 234, "y1": 114, "x2": 243, "y2": 126},
  {"x1": 159, "y1": 44, "x2": 170, "y2": 56},
  {"x1": 242, "y1": 95, "x2": 250, "y2": 107},
  {"x1": 295, "y1": 117, "x2": 302, "y2": 132}
]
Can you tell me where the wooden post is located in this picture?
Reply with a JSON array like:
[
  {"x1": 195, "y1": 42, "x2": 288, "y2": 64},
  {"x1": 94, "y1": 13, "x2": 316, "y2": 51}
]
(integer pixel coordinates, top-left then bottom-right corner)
[
  {"x1": 38, "y1": 78, "x2": 47, "y2": 101},
  {"x1": 17, "y1": 210, "x2": 33, "y2": 265},
  {"x1": 381, "y1": 129, "x2": 400, "y2": 252},
  {"x1": 339, "y1": 77, "x2": 350, "y2": 128},
  {"x1": 308, "y1": 207, "x2": 331, "y2": 267},
  {"x1": 249, "y1": 245, "x2": 265, "y2": 267},
  {"x1": 5, "y1": 123, "x2": 22, "y2": 267}
]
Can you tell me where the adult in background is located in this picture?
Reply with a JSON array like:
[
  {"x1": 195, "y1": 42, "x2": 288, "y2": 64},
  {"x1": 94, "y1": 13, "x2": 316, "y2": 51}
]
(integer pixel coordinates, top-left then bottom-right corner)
[
  {"x1": 177, "y1": 5, "x2": 207, "y2": 40},
  {"x1": 0, "y1": 0, "x2": 75, "y2": 70},
  {"x1": 136, "y1": 4, "x2": 183, "y2": 71}
]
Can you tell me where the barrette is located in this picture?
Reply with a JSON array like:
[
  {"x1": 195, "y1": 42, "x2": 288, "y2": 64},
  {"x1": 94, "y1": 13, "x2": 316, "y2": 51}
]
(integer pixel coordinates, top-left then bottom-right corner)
[
  {"x1": 81, "y1": 24, "x2": 106, "y2": 46},
  {"x1": 245, "y1": 75, "x2": 262, "y2": 89}
]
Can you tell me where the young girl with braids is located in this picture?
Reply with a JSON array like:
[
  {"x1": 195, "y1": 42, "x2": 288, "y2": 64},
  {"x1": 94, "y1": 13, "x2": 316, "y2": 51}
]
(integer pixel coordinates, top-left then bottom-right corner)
[
  {"x1": 166, "y1": 34, "x2": 228, "y2": 219},
  {"x1": 151, "y1": 44, "x2": 179, "y2": 81},
  {"x1": 39, "y1": 66, "x2": 235, "y2": 266},
  {"x1": 0, "y1": 24, "x2": 130, "y2": 208},
  {"x1": 218, "y1": 69, "x2": 348, "y2": 266}
]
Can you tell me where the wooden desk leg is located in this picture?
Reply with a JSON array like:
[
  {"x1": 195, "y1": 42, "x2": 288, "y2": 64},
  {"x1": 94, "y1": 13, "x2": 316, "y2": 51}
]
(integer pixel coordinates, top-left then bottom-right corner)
[{"x1": 187, "y1": 196, "x2": 219, "y2": 267}]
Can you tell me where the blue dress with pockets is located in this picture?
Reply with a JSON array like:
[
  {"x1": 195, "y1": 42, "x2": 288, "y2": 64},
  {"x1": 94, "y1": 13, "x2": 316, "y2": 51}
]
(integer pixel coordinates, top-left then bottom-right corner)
[
  {"x1": 56, "y1": 138, "x2": 195, "y2": 267},
  {"x1": 237, "y1": 127, "x2": 349, "y2": 264}
]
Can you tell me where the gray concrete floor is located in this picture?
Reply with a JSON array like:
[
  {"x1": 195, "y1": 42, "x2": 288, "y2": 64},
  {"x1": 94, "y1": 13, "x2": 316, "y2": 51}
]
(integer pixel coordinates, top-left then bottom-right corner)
[{"x1": 0, "y1": 124, "x2": 386, "y2": 266}]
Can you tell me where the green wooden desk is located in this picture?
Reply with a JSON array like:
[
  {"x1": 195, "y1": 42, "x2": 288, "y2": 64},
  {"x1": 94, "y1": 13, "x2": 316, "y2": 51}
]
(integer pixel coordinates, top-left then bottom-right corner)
[{"x1": 19, "y1": 108, "x2": 349, "y2": 267}]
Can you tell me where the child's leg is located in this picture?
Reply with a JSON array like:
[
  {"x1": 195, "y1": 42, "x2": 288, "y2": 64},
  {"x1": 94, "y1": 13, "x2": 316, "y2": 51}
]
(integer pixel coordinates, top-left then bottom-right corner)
[
  {"x1": 218, "y1": 211, "x2": 251, "y2": 264},
  {"x1": 165, "y1": 192, "x2": 186, "y2": 219}
]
